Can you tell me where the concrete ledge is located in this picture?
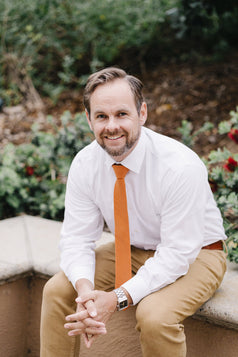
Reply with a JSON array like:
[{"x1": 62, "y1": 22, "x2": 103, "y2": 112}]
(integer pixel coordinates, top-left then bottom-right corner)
[
  {"x1": 0, "y1": 215, "x2": 238, "y2": 357},
  {"x1": 0, "y1": 215, "x2": 113, "y2": 283}
]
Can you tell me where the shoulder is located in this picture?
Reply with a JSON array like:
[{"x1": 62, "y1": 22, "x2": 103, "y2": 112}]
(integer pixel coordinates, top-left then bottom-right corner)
[{"x1": 143, "y1": 127, "x2": 205, "y2": 173}]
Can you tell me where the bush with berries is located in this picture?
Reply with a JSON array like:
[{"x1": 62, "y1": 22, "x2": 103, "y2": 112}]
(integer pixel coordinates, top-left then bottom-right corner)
[
  {"x1": 0, "y1": 111, "x2": 92, "y2": 221},
  {"x1": 178, "y1": 108, "x2": 238, "y2": 263},
  {"x1": 205, "y1": 108, "x2": 238, "y2": 263}
]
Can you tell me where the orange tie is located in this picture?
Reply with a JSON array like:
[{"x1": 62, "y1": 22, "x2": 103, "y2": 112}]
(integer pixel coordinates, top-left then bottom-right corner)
[{"x1": 112, "y1": 164, "x2": 132, "y2": 288}]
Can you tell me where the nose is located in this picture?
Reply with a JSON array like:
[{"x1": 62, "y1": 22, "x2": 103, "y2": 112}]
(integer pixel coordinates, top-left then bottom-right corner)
[{"x1": 105, "y1": 116, "x2": 120, "y2": 132}]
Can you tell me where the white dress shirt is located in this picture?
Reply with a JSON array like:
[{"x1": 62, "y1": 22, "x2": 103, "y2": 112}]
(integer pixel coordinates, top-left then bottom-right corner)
[{"x1": 60, "y1": 127, "x2": 226, "y2": 304}]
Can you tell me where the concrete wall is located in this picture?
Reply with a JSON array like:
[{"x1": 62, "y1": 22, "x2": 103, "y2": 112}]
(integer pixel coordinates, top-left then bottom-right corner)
[
  {"x1": 0, "y1": 276, "x2": 238, "y2": 357},
  {"x1": 0, "y1": 276, "x2": 45, "y2": 357},
  {"x1": 185, "y1": 318, "x2": 238, "y2": 357}
]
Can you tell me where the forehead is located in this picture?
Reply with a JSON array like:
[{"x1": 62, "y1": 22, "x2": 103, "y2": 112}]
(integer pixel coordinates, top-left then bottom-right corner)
[{"x1": 90, "y1": 79, "x2": 136, "y2": 111}]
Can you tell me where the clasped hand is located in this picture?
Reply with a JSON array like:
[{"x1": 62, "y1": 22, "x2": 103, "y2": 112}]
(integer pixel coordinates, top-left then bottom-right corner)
[{"x1": 64, "y1": 290, "x2": 117, "y2": 348}]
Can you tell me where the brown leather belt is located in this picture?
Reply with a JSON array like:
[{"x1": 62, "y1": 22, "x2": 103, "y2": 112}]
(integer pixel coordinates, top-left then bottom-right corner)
[{"x1": 202, "y1": 240, "x2": 223, "y2": 250}]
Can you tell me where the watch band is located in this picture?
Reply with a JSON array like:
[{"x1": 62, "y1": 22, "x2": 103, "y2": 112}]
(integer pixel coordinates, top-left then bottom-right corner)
[{"x1": 113, "y1": 287, "x2": 129, "y2": 311}]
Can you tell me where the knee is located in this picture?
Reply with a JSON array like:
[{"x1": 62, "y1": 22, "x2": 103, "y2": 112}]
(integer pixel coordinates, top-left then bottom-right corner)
[
  {"x1": 136, "y1": 295, "x2": 186, "y2": 355},
  {"x1": 136, "y1": 296, "x2": 171, "y2": 334},
  {"x1": 136, "y1": 304, "x2": 167, "y2": 335},
  {"x1": 42, "y1": 271, "x2": 76, "y2": 305}
]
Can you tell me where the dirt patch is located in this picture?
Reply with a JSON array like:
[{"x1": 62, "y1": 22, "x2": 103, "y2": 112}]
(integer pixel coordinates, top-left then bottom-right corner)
[{"x1": 143, "y1": 54, "x2": 238, "y2": 156}]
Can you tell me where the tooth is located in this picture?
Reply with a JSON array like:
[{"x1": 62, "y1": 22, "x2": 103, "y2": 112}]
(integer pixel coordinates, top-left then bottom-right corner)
[{"x1": 108, "y1": 136, "x2": 120, "y2": 139}]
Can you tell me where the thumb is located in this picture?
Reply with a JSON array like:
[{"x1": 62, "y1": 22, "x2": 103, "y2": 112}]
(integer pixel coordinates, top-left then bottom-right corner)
[
  {"x1": 85, "y1": 299, "x2": 98, "y2": 318},
  {"x1": 76, "y1": 295, "x2": 98, "y2": 318}
]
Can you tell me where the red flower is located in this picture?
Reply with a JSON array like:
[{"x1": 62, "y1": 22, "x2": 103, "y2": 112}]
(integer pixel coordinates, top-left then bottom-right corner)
[
  {"x1": 223, "y1": 157, "x2": 238, "y2": 172},
  {"x1": 26, "y1": 166, "x2": 34, "y2": 176},
  {"x1": 228, "y1": 128, "x2": 238, "y2": 144}
]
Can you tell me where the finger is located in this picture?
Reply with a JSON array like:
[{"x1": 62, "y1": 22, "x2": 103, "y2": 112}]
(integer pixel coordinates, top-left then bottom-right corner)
[
  {"x1": 68, "y1": 328, "x2": 82, "y2": 337},
  {"x1": 83, "y1": 333, "x2": 90, "y2": 348},
  {"x1": 76, "y1": 303, "x2": 87, "y2": 314},
  {"x1": 76, "y1": 295, "x2": 97, "y2": 318},
  {"x1": 76, "y1": 292, "x2": 98, "y2": 318},
  {"x1": 67, "y1": 326, "x2": 106, "y2": 337},
  {"x1": 85, "y1": 299, "x2": 97, "y2": 318},
  {"x1": 65, "y1": 310, "x2": 88, "y2": 322},
  {"x1": 64, "y1": 321, "x2": 84, "y2": 332},
  {"x1": 64, "y1": 318, "x2": 105, "y2": 331},
  {"x1": 83, "y1": 317, "x2": 105, "y2": 328},
  {"x1": 83, "y1": 333, "x2": 96, "y2": 348},
  {"x1": 76, "y1": 291, "x2": 96, "y2": 304}
]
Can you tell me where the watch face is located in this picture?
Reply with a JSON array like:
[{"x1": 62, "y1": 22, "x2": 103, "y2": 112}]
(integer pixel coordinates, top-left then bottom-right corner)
[{"x1": 119, "y1": 299, "x2": 128, "y2": 310}]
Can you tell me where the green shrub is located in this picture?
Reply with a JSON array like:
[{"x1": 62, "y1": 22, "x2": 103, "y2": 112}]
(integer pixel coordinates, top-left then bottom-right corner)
[
  {"x1": 177, "y1": 120, "x2": 214, "y2": 148},
  {"x1": 178, "y1": 108, "x2": 238, "y2": 263},
  {"x1": 0, "y1": 111, "x2": 92, "y2": 220},
  {"x1": 1, "y1": 0, "x2": 237, "y2": 105},
  {"x1": 0, "y1": 0, "x2": 178, "y2": 102},
  {"x1": 168, "y1": 0, "x2": 238, "y2": 59}
]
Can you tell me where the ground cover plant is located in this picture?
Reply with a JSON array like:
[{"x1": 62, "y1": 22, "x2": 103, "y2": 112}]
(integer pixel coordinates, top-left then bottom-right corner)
[
  {"x1": 178, "y1": 108, "x2": 238, "y2": 263},
  {"x1": 0, "y1": 111, "x2": 92, "y2": 220}
]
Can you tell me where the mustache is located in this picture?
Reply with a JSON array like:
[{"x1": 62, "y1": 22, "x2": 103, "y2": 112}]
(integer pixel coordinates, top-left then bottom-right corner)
[{"x1": 100, "y1": 129, "x2": 126, "y2": 137}]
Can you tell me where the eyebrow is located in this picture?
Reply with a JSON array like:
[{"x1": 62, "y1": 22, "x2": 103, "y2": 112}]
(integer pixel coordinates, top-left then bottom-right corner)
[{"x1": 93, "y1": 107, "x2": 131, "y2": 115}]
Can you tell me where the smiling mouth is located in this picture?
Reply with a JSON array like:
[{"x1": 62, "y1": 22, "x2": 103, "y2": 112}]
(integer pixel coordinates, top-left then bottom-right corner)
[{"x1": 105, "y1": 135, "x2": 124, "y2": 140}]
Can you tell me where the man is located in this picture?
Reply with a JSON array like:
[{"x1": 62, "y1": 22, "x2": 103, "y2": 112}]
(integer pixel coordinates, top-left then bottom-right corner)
[{"x1": 40, "y1": 67, "x2": 227, "y2": 357}]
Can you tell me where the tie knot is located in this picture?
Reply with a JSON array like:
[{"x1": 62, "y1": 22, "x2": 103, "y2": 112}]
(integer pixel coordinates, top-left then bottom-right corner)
[{"x1": 112, "y1": 164, "x2": 129, "y2": 179}]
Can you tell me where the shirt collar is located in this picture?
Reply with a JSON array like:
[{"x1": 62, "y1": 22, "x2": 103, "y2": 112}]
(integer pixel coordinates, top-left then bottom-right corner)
[{"x1": 104, "y1": 127, "x2": 146, "y2": 174}]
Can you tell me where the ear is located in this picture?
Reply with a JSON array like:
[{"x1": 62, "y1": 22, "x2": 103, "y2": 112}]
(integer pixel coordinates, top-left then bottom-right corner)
[
  {"x1": 139, "y1": 102, "x2": 147, "y2": 126},
  {"x1": 85, "y1": 109, "x2": 93, "y2": 130}
]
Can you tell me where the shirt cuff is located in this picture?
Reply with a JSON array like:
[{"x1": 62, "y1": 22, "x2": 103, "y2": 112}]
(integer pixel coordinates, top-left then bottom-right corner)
[
  {"x1": 122, "y1": 274, "x2": 151, "y2": 305},
  {"x1": 61, "y1": 265, "x2": 95, "y2": 291}
]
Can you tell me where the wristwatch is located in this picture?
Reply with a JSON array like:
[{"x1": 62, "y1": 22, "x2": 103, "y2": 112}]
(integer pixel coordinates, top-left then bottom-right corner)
[{"x1": 113, "y1": 287, "x2": 129, "y2": 311}]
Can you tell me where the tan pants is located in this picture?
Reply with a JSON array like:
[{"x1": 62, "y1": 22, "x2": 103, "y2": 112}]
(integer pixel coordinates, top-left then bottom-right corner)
[{"x1": 40, "y1": 242, "x2": 227, "y2": 357}]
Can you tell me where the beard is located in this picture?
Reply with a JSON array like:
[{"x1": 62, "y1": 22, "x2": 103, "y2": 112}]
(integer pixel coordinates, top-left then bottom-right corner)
[{"x1": 98, "y1": 128, "x2": 140, "y2": 159}]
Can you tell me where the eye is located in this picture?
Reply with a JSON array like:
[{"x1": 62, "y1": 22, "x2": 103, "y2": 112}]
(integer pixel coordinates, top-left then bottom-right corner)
[
  {"x1": 96, "y1": 114, "x2": 106, "y2": 119},
  {"x1": 118, "y1": 112, "x2": 127, "y2": 117}
]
